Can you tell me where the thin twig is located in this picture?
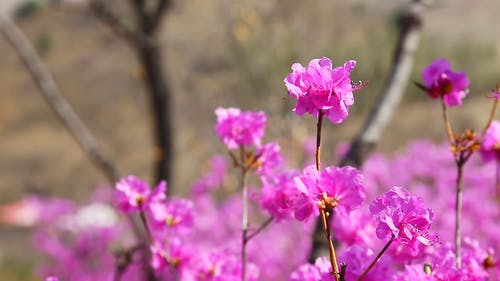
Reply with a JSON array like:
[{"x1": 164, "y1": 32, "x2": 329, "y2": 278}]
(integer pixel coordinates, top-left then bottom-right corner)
[
  {"x1": 149, "y1": 0, "x2": 172, "y2": 33},
  {"x1": 314, "y1": 109, "x2": 340, "y2": 280},
  {"x1": 357, "y1": 237, "x2": 394, "y2": 281},
  {"x1": 90, "y1": 0, "x2": 151, "y2": 47},
  {"x1": 0, "y1": 14, "x2": 119, "y2": 184},
  {"x1": 441, "y1": 98, "x2": 455, "y2": 144},
  {"x1": 316, "y1": 110, "x2": 324, "y2": 171},
  {"x1": 246, "y1": 216, "x2": 274, "y2": 242},
  {"x1": 320, "y1": 209, "x2": 340, "y2": 281},
  {"x1": 240, "y1": 148, "x2": 250, "y2": 281},
  {"x1": 340, "y1": 0, "x2": 429, "y2": 167},
  {"x1": 496, "y1": 162, "x2": 500, "y2": 203},
  {"x1": 0, "y1": 14, "x2": 157, "y2": 281},
  {"x1": 139, "y1": 209, "x2": 154, "y2": 244},
  {"x1": 454, "y1": 161, "x2": 464, "y2": 268}
]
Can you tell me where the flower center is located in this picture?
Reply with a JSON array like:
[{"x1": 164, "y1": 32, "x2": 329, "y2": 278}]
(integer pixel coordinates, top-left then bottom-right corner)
[
  {"x1": 429, "y1": 75, "x2": 453, "y2": 98},
  {"x1": 318, "y1": 192, "x2": 339, "y2": 211}
]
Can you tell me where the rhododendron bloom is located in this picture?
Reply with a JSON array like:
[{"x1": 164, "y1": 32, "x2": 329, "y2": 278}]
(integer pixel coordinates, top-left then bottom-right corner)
[
  {"x1": 115, "y1": 176, "x2": 166, "y2": 213},
  {"x1": 148, "y1": 197, "x2": 194, "y2": 235},
  {"x1": 332, "y1": 209, "x2": 378, "y2": 248},
  {"x1": 421, "y1": 58, "x2": 470, "y2": 106},
  {"x1": 339, "y1": 245, "x2": 394, "y2": 281},
  {"x1": 370, "y1": 186, "x2": 434, "y2": 245},
  {"x1": 214, "y1": 107, "x2": 266, "y2": 150},
  {"x1": 480, "y1": 120, "x2": 500, "y2": 163},
  {"x1": 151, "y1": 238, "x2": 192, "y2": 274},
  {"x1": 254, "y1": 142, "x2": 283, "y2": 176},
  {"x1": 289, "y1": 257, "x2": 333, "y2": 281},
  {"x1": 293, "y1": 165, "x2": 365, "y2": 221},
  {"x1": 491, "y1": 89, "x2": 500, "y2": 99},
  {"x1": 259, "y1": 171, "x2": 301, "y2": 221},
  {"x1": 284, "y1": 57, "x2": 362, "y2": 123}
]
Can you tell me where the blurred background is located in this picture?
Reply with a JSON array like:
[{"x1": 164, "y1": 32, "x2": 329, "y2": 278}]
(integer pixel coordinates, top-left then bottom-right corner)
[{"x1": 1, "y1": 0, "x2": 499, "y2": 280}]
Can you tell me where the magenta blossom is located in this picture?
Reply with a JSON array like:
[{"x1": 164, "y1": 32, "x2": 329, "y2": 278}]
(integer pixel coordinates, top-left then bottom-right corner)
[
  {"x1": 115, "y1": 176, "x2": 166, "y2": 213},
  {"x1": 214, "y1": 107, "x2": 266, "y2": 150},
  {"x1": 44, "y1": 277, "x2": 59, "y2": 281},
  {"x1": 370, "y1": 186, "x2": 434, "y2": 245},
  {"x1": 259, "y1": 171, "x2": 302, "y2": 221},
  {"x1": 289, "y1": 257, "x2": 333, "y2": 281},
  {"x1": 151, "y1": 238, "x2": 192, "y2": 275},
  {"x1": 148, "y1": 197, "x2": 194, "y2": 236},
  {"x1": 491, "y1": 89, "x2": 500, "y2": 99},
  {"x1": 284, "y1": 57, "x2": 363, "y2": 124},
  {"x1": 254, "y1": 142, "x2": 283, "y2": 176},
  {"x1": 480, "y1": 120, "x2": 500, "y2": 163},
  {"x1": 339, "y1": 245, "x2": 394, "y2": 281},
  {"x1": 293, "y1": 165, "x2": 365, "y2": 221},
  {"x1": 421, "y1": 58, "x2": 470, "y2": 106}
]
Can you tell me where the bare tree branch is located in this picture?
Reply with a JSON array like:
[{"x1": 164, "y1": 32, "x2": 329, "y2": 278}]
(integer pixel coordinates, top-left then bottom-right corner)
[
  {"x1": 90, "y1": 0, "x2": 152, "y2": 47},
  {"x1": 90, "y1": 0, "x2": 174, "y2": 189},
  {"x1": 341, "y1": 0, "x2": 430, "y2": 167},
  {"x1": 148, "y1": 0, "x2": 171, "y2": 33},
  {"x1": 0, "y1": 14, "x2": 119, "y2": 184},
  {"x1": 308, "y1": 0, "x2": 431, "y2": 262}
]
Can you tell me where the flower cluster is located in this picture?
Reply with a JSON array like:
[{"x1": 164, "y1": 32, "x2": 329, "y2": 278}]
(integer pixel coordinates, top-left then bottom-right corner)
[
  {"x1": 284, "y1": 57, "x2": 363, "y2": 123},
  {"x1": 370, "y1": 186, "x2": 434, "y2": 245},
  {"x1": 292, "y1": 165, "x2": 366, "y2": 221},
  {"x1": 2, "y1": 56, "x2": 498, "y2": 281},
  {"x1": 215, "y1": 107, "x2": 267, "y2": 150}
]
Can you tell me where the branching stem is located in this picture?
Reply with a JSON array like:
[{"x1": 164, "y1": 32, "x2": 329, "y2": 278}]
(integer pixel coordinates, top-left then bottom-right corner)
[
  {"x1": 320, "y1": 209, "x2": 340, "y2": 281},
  {"x1": 357, "y1": 236, "x2": 394, "y2": 281}
]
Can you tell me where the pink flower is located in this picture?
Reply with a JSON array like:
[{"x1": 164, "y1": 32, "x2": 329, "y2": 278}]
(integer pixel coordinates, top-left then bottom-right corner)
[
  {"x1": 148, "y1": 197, "x2": 194, "y2": 236},
  {"x1": 284, "y1": 57, "x2": 362, "y2": 124},
  {"x1": 339, "y1": 245, "x2": 394, "y2": 281},
  {"x1": 289, "y1": 257, "x2": 333, "y2": 281},
  {"x1": 187, "y1": 250, "x2": 260, "y2": 281},
  {"x1": 421, "y1": 58, "x2": 470, "y2": 106},
  {"x1": 44, "y1": 277, "x2": 59, "y2": 281},
  {"x1": 151, "y1": 238, "x2": 192, "y2": 274},
  {"x1": 480, "y1": 120, "x2": 500, "y2": 163},
  {"x1": 293, "y1": 165, "x2": 365, "y2": 221},
  {"x1": 114, "y1": 176, "x2": 166, "y2": 213},
  {"x1": 370, "y1": 186, "x2": 434, "y2": 245},
  {"x1": 191, "y1": 155, "x2": 227, "y2": 196},
  {"x1": 332, "y1": 209, "x2": 378, "y2": 248},
  {"x1": 214, "y1": 107, "x2": 267, "y2": 150},
  {"x1": 491, "y1": 89, "x2": 500, "y2": 99},
  {"x1": 255, "y1": 142, "x2": 283, "y2": 176},
  {"x1": 259, "y1": 171, "x2": 302, "y2": 221}
]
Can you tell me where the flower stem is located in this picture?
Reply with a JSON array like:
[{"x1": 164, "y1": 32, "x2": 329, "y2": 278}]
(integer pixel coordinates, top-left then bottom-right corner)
[
  {"x1": 483, "y1": 98, "x2": 499, "y2": 134},
  {"x1": 315, "y1": 109, "x2": 340, "y2": 281},
  {"x1": 320, "y1": 209, "x2": 340, "y2": 281},
  {"x1": 139, "y1": 210, "x2": 154, "y2": 244},
  {"x1": 246, "y1": 216, "x2": 274, "y2": 242},
  {"x1": 316, "y1": 110, "x2": 324, "y2": 171},
  {"x1": 454, "y1": 162, "x2": 464, "y2": 268},
  {"x1": 496, "y1": 162, "x2": 500, "y2": 203},
  {"x1": 441, "y1": 98, "x2": 454, "y2": 144},
  {"x1": 240, "y1": 148, "x2": 250, "y2": 281},
  {"x1": 357, "y1": 237, "x2": 394, "y2": 281}
]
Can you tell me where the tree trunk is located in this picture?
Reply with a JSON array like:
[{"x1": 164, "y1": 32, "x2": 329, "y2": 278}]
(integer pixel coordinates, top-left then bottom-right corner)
[{"x1": 138, "y1": 44, "x2": 173, "y2": 189}]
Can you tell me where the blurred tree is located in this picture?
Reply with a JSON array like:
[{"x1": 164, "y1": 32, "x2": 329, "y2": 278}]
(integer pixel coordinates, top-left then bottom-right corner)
[{"x1": 91, "y1": 0, "x2": 174, "y2": 192}]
